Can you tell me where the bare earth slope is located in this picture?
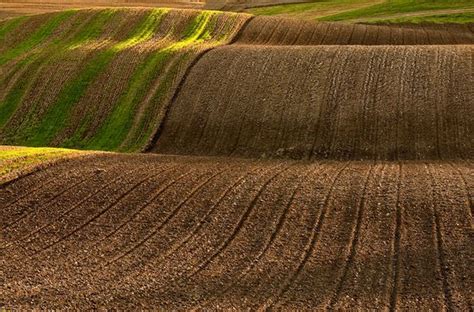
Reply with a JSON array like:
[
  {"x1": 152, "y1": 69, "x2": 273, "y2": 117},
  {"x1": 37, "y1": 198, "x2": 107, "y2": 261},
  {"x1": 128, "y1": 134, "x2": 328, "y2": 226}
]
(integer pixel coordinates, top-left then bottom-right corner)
[
  {"x1": 235, "y1": 16, "x2": 474, "y2": 45},
  {"x1": 0, "y1": 1, "x2": 204, "y2": 19},
  {"x1": 1, "y1": 9, "x2": 473, "y2": 311},
  {"x1": 153, "y1": 45, "x2": 473, "y2": 160},
  {"x1": 1, "y1": 154, "x2": 473, "y2": 310}
]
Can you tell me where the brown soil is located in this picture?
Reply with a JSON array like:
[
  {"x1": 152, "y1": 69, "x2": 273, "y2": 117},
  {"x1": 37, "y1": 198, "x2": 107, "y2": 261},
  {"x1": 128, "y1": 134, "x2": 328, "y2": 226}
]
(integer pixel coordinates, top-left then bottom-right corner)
[
  {"x1": 1, "y1": 153, "x2": 472, "y2": 309},
  {"x1": 1, "y1": 7, "x2": 473, "y2": 311},
  {"x1": 0, "y1": 1, "x2": 203, "y2": 20},
  {"x1": 235, "y1": 16, "x2": 474, "y2": 45},
  {"x1": 153, "y1": 45, "x2": 473, "y2": 160}
]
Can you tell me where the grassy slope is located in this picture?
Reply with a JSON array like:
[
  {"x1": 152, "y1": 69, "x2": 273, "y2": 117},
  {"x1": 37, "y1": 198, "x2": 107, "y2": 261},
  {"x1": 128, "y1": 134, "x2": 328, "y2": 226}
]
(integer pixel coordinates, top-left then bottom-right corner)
[
  {"x1": 0, "y1": 145, "x2": 89, "y2": 184},
  {"x1": 248, "y1": 0, "x2": 474, "y2": 23},
  {"x1": 364, "y1": 11, "x2": 474, "y2": 23},
  {"x1": 0, "y1": 9, "x2": 247, "y2": 152},
  {"x1": 0, "y1": 10, "x2": 116, "y2": 129}
]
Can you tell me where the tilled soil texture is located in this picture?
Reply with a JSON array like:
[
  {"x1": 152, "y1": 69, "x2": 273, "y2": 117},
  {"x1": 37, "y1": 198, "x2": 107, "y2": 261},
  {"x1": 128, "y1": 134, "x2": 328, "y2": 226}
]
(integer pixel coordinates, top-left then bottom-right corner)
[
  {"x1": 235, "y1": 16, "x2": 474, "y2": 45},
  {"x1": 0, "y1": 1, "x2": 203, "y2": 20},
  {"x1": 153, "y1": 45, "x2": 473, "y2": 160},
  {"x1": 0, "y1": 146, "x2": 91, "y2": 185},
  {"x1": 1, "y1": 153, "x2": 472, "y2": 310},
  {"x1": 0, "y1": 9, "x2": 249, "y2": 151}
]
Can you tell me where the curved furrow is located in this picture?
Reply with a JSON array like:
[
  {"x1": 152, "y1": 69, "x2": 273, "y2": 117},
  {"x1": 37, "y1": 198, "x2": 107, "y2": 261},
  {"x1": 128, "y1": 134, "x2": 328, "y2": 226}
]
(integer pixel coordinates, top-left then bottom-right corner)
[
  {"x1": 197, "y1": 162, "x2": 328, "y2": 309},
  {"x1": 308, "y1": 46, "x2": 343, "y2": 159},
  {"x1": 100, "y1": 162, "x2": 293, "y2": 307},
  {"x1": 265, "y1": 161, "x2": 350, "y2": 309},
  {"x1": 425, "y1": 162, "x2": 453, "y2": 310},
  {"x1": 185, "y1": 163, "x2": 290, "y2": 279},
  {"x1": 120, "y1": 164, "x2": 265, "y2": 275},
  {"x1": 395, "y1": 162, "x2": 447, "y2": 310},
  {"x1": 1, "y1": 155, "x2": 111, "y2": 227},
  {"x1": 70, "y1": 165, "x2": 192, "y2": 266},
  {"x1": 101, "y1": 167, "x2": 228, "y2": 268},
  {"x1": 2, "y1": 168, "x2": 99, "y2": 232},
  {"x1": 390, "y1": 162, "x2": 403, "y2": 312},
  {"x1": 447, "y1": 161, "x2": 473, "y2": 219},
  {"x1": 26, "y1": 164, "x2": 165, "y2": 257},
  {"x1": 118, "y1": 165, "x2": 282, "y2": 278},
  {"x1": 0, "y1": 154, "x2": 109, "y2": 205},
  {"x1": 330, "y1": 163, "x2": 402, "y2": 310},
  {"x1": 426, "y1": 162, "x2": 472, "y2": 310},
  {"x1": 9, "y1": 164, "x2": 148, "y2": 252},
  {"x1": 106, "y1": 161, "x2": 284, "y2": 299},
  {"x1": 77, "y1": 164, "x2": 217, "y2": 270},
  {"x1": 227, "y1": 51, "x2": 280, "y2": 157},
  {"x1": 2, "y1": 174, "x2": 56, "y2": 211},
  {"x1": 326, "y1": 163, "x2": 380, "y2": 309}
]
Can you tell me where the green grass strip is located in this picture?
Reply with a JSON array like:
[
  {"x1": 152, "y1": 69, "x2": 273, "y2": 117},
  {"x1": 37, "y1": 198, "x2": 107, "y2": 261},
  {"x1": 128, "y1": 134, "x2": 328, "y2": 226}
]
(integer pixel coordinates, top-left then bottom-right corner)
[
  {"x1": 319, "y1": 0, "x2": 474, "y2": 21},
  {"x1": 0, "y1": 10, "x2": 116, "y2": 132},
  {"x1": 0, "y1": 61, "x2": 42, "y2": 129},
  {"x1": 367, "y1": 11, "x2": 474, "y2": 23},
  {"x1": 0, "y1": 16, "x2": 27, "y2": 42},
  {"x1": 67, "y1": 9, "x2": 117, "y2": 49},
  {"x1": 0, "y1": 10, "x2": 76, "y2": 66},
  {"x1": 127, "y1": 52, "x2": 190, "y2": 152},
  {"x1": 87, "y1": 11, "x2": 217, "y2": 151},
  {"x1": 25, "y1": 9, "x2": 167, "y2": 146}
]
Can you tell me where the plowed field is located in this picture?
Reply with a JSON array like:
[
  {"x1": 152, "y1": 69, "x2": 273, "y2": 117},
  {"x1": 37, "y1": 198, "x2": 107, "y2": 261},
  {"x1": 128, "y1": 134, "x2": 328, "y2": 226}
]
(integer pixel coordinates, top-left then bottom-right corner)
[
  {"x1": 1, "y1": 154, "x2": 472, "y2": 309},
  {"x1": 1, "y1": 7, "x2": 473, "y2": 311},
  {"x1": 153, "y1": 45, "x2": 473, "y2": 160},
  {"x1": 236, "y1": 16, "x2": 474, "y2": 45}
]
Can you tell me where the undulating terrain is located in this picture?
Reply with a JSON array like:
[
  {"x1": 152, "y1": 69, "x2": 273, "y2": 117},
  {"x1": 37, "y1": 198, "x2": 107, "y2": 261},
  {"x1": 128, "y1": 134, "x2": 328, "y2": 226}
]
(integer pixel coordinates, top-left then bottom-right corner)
[{"x1": 1, "y1": 7, "x2": 473, "y2": 310}]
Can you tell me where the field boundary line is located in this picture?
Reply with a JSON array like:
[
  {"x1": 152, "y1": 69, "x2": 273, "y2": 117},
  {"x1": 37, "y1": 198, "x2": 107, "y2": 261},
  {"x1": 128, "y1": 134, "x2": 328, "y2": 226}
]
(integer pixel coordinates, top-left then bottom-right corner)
[{"x1": 142, "y1": 15, "x2": 255, "y2": 153}]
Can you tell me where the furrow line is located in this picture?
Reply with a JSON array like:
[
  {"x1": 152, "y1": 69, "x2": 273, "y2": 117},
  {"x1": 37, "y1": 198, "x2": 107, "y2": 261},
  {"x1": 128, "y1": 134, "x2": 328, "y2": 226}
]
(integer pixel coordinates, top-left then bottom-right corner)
[
  {"x1": 425, "y1": 163, "x2": 454, "y2": 311},
  {"x1": 3, "y1": 170, "x2": 96, "y2": 231},
  {"x1": 15, "y1": 164, "x2": 146, "y2": 248},
  {"x1": 200, "y1": 162, "x2": 327, "y2": 308},
  {"x1": 74, "y1": 164, "x2": 186, "y2": 260},
  {"x1": 308, "y1": 46, "x2": 341, "y2": 159},
  {"x1": 137, "y1": 164, "x2": 265, "y2": 271},
  {"x1": 266, "y1": 161, "x2": 350, "y2": 309},
  {"x1": 327, "y1": 163, "x2": 379, "y2": 309},
  {"x1": 447, "y1": 161, "x2": 473, "y2": 219},
  {"x1": 187, "y1": 163, "x2": 290, "y2": 279},
  {"x1": 102, "y1": 167, "x2": 227, "y2": 267},
  {"x1": 28, "y1": 166, "x2": 162, "y2": 257},
  {"x1": 2, "y1": 175, "x2": 56, "y2": 209},
  {"x1": 389, "y1": 162, "x2": 403, "y2": 312}
]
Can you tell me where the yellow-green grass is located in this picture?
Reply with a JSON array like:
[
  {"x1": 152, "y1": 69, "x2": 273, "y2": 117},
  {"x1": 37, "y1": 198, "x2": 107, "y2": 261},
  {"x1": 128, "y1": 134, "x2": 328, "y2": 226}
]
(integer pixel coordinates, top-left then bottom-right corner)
[
  {"x1": 0, "y1": 9, "x2": 249, "y2": 152},
  {"x1": 365, "y1": 11, "x2": 474, "y2": 23},
  {"x1": 0, "y1": 145, "x2": 91, "y2": 184},
  {"x1": 247, "y1": 0, "x2": 474, "y2": 23}
]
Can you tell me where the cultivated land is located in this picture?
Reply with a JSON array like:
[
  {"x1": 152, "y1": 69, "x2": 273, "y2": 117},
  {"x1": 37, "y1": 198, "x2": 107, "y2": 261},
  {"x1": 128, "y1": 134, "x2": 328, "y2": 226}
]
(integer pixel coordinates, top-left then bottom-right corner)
[
  {"x1": 0, "y1": 146, "x2": 91, "y2": 184},
  {"x1": 1, "y1": 6, "x2": 473, "y2": 311},
  {"x1": 0, "y1": 9, "x2": 249, "y2": 151},
  {"x1": 247, "y1": 0, "x2": 474, "y2": 24}
]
